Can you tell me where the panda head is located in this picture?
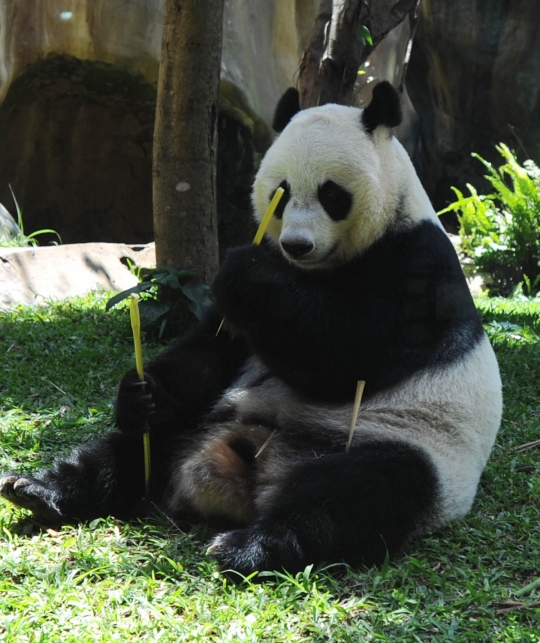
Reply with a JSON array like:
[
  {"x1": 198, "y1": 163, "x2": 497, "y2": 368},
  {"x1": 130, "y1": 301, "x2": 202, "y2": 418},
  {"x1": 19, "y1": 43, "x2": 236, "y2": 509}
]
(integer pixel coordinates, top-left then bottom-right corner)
[{"x1": 252, "y1": 82, "x2": 432, "y2": 269}]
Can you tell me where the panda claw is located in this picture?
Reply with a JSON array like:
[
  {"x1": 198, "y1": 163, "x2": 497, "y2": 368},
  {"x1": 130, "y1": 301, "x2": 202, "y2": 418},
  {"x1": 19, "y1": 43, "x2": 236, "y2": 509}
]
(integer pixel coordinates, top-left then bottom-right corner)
[
  {"x1": 0, "y1": 474, "x2": 18, "y2": 498},
  {"x1": 207, "y1": 526, "x2": 305, "y2": 580},
  {"x1": 0, "y1": 474, "x2": 32, "y2": 501},
  {"x1": 205, "y1": 540, "x2": 221, "y2": 556},
  {"x1": 0, "y1": 474, "x2": 62, "y2": 522},
  {"x1": 1, "y1": 474, "x2": 36, "y2": 504}
]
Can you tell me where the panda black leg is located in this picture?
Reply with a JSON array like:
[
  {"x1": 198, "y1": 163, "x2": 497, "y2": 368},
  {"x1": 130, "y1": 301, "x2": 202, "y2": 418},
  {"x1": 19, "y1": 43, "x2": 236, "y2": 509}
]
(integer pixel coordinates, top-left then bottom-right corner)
[
  {"x1": 0, "y1": 433, "x2": 167, "y2": 525},
  {"x1": 208, "y1": 441, "x2": 439, "y2": 578},
  {"x1": 0, "y1": 473, "x2": 66, "y2": 523}
]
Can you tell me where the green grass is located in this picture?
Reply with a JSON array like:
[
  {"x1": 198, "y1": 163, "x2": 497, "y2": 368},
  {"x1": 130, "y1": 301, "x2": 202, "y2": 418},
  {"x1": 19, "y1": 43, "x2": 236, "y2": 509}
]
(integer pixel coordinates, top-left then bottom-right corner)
[{"x1": 1, "y1": 293, "x2": 539, "y2": 642}]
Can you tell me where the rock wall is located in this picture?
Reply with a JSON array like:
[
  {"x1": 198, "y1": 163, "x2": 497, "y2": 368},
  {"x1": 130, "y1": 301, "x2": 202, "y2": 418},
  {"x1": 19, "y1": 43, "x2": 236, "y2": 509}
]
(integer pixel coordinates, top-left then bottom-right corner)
[
  {"x1": 2, "y1": 0, "x2": 538, "y2": 241},
  {"x1": 0, "y1": 1, "x2": 163, "y2": 103},
  {"x1": 0, "y1": 54, "x2": 156, "y2": 244},
  {"x1": 407, "y1": 0, "x2": 540, "y2": 214},
  {"x1": 0, "y1": 0, "x2": 318, "y2": 245}
]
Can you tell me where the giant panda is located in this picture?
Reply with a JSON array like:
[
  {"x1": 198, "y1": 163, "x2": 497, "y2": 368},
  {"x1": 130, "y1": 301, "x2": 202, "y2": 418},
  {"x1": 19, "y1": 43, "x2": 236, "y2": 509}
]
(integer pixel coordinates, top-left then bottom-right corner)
[{"x1": 0, "y1": 82, "x2": 502, "y2": 577}]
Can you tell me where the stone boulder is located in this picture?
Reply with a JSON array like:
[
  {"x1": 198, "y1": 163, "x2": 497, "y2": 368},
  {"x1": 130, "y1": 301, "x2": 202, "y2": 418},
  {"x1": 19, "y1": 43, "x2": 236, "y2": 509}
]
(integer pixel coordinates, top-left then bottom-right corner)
[
  {"x1": 0, "y1": 0, "x2": 318, "y2": 248},
  {"x1": 407, "y1": 0, "x2": 540, "y2": 215},
  {"x1": 0, "y1": 242, "x2": 155, "y2": 307}
]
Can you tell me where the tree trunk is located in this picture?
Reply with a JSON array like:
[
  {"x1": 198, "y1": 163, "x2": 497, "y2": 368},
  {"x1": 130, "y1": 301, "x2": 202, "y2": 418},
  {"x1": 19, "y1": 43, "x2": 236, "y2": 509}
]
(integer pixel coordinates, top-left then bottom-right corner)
[
  {"x1": 298, "y1": 0, "x2": 418, "y2": 108},
  {"x1": 153, "y1": 0, "x2": 224, "y2": 283}
]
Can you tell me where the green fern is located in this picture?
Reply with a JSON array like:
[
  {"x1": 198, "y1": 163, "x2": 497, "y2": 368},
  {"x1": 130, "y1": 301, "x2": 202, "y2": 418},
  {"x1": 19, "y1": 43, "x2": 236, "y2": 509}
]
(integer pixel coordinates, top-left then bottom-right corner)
[{"x1": 439, "y1": 144, "x2": 540, "y2": 295}]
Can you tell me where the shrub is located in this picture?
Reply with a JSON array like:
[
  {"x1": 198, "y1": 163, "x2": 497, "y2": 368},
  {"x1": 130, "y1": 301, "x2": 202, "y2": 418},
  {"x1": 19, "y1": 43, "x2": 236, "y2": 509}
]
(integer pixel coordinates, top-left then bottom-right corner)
[
  {"x1": 439, "y1": 144, "x2": 540, "y2": 296},
  {"x1": 106, "y1": 266, "x2": 211, "y2": 339}
]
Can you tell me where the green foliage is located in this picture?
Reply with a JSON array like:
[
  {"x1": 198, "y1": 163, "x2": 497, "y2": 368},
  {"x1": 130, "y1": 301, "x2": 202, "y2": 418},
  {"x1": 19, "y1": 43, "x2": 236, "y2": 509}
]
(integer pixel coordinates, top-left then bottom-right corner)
[
  {"x1": 0, "y1": 293, "x2": 539, "y2": 641},
  {"x1": 106, "y1": 266, "x2": 211, "y2": 339},
  {"x1": 356, "y1": 25, "x2": 373, "y2": 46},
  {"x1": 0, "y1": 186, "x2": 61, "y2": 248},
  {"x1": 439, "y1": 144, "x2": 540, "y2": 295}
]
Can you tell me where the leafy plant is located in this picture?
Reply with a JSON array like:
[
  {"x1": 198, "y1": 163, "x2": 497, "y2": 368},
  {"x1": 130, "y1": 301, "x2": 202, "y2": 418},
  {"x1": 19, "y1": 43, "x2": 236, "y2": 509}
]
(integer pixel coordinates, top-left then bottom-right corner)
[
  {"x1": 356, "y1": 25, "x2": 373, "y2": 46},
  {"x1": 439, "y1": 144, "x2": 540, "y2": 295},
  {"x1": 106, "y1": 266, "x2": 211, "y2": 339},
  {"x1": 0, "y1": 185, "x2": 61, "y2": 247}
]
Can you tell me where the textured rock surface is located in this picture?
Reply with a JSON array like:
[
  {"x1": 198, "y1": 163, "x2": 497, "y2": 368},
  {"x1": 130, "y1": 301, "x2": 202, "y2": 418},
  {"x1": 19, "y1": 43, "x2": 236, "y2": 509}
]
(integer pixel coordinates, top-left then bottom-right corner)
[
  {"x1": 0, "y1": 55, "x2": 157, "y2": 244},
  {"x1": 0, "y1": 237, "x2": 482, "y2": 307},
  {"x1": 0, "y1": 243, "x2": 155, "y2": 306},
  {"x1": 407, "y1": 0, "x2": 540, "y2": 213},
  {"x1": 3, "y1": 0, "x2": 537, "y2": 241},
  {"x1": 0, "y1": 0, "x2": 318, "y2": 246}
]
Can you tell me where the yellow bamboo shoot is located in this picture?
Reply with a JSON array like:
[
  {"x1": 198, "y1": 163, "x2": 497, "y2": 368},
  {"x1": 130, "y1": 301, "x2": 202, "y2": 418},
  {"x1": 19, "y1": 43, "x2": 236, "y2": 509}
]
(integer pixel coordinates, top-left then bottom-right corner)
[
  {"x1": 216, "y1": 187, "x2": 285, "y2": 336},
  {"x1": 129, "y1": 295, "x2": 151, "y2": 496}
]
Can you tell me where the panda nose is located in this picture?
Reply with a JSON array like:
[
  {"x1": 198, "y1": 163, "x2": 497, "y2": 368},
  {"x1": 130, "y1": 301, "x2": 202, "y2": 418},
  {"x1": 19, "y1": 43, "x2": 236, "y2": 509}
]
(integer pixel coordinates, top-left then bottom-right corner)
[{"x1": 280, "y1": 240, "x2": 314, "y2": 258}]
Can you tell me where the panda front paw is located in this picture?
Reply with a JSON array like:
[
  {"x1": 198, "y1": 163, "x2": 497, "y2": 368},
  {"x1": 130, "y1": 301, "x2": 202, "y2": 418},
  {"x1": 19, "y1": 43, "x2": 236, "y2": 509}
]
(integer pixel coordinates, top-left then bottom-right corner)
[
  {"x1": 213, "y1": 245, "x2": 286, "y2": 330},
  {"x1": 0, "y1": 473, "x2": 63, "y2": 523},
  {"x1": 213, "y1": 245, "x2": 264, "y2": 304},
  {"x1": 115, "y1": 369, "x2": 158, "y2": 437},
  {"x1": 207, "y1": 523, "x2": 305, "y2": 581}
]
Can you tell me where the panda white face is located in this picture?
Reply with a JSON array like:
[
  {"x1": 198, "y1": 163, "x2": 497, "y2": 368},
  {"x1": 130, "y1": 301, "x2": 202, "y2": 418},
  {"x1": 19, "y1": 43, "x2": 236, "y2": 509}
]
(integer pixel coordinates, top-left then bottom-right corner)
[{"x1": 252, "y1": 99, "x2": 435, "y2": 270}]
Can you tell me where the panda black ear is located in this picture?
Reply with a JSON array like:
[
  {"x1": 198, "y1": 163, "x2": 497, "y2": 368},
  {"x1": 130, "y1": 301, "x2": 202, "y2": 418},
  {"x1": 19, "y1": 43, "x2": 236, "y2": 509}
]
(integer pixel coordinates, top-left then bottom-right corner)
[
  {"x1": 361, "y1": 81, "x2": 402, "y2": 134},
  {"x1": 272, "y1": 88, "x2": 301, "y2": 133}
]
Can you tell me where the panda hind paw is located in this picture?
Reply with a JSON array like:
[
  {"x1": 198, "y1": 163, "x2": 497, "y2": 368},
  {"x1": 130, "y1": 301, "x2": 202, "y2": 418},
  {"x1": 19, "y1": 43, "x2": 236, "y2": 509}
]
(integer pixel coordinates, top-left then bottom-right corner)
[
  {"x1": 0, "y1": 473, "x2": 63, "y2": 524},
  {"x1": 207, "y1": 524, "x2": 305, "y2": 581}
]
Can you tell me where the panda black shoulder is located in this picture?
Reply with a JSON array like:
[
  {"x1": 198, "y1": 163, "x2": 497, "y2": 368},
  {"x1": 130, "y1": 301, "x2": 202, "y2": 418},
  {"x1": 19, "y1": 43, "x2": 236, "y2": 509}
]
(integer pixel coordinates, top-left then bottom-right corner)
[
  {"x1": 338, "y1": 219, "x2": 466, "y2": 283},
  {"x1": 341, "y1": 218, "x2": 485, "y2": 360},
  {"x1": 373, "y1": 219, "x2": 485, "y2": 349}
]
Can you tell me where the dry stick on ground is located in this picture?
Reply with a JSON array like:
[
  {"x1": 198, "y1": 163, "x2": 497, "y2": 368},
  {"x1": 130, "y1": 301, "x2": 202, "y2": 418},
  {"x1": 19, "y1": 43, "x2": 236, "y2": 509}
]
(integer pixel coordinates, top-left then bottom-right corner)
[
  {"x1": 515, "y1": 438, "x2": 540, "y2": 451},
  {"x1": 494, "y1": 600, "x2": 540, "y2": 616},
  {"x1": 494, "y1": 576, "x2": 540, "y2": 614}
]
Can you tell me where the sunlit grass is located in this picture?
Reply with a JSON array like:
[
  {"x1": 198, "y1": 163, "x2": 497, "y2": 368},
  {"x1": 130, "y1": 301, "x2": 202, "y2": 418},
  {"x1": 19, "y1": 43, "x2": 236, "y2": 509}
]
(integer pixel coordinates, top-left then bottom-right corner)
[{"x1": 1, "y1": 293, "x2": 539, "y2": 642}]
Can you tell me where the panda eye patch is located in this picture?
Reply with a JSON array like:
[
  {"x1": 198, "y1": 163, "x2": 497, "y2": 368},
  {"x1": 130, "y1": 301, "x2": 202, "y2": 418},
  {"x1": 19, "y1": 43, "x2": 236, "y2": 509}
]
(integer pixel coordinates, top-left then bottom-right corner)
[
  {"x1": 318, "y1": 180, "x2": 352, "y2": 221},
  {"x1": 270, "y1": 180, "x2": 290, "y2": 220}
]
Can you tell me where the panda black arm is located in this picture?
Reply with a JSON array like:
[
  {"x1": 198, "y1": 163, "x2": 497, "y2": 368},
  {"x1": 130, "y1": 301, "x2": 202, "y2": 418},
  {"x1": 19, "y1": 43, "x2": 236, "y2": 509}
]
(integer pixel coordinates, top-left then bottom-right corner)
[
  {"x1": 213, "y1": 223, "x2": 484, "y2": 402},
  {"x1": 215, "y1": 245, "x2": 384, "y2": 400},
  {"x1": 213, "y1": 243, "x2": 384, "y2": 401},
  {"x1": 114, "y1": 306, "x2": 249, "y2": 436}
]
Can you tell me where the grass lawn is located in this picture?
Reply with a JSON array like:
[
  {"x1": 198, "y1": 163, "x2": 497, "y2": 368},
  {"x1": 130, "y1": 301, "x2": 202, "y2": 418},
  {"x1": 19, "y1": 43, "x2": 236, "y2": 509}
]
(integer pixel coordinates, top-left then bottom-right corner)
[{"x1": 0, "y1": 292, "x2": 539, "y2": 642}]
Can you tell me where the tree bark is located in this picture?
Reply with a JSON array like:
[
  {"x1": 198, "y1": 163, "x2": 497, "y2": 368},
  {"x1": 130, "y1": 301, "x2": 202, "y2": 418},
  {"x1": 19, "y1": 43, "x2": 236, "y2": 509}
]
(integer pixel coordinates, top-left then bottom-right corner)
[
  {"x1": 153, "y1": 0, "x2": 223, "y2": 283},
  {"x1": 298, "y1": 0, "x2": 418, "y2": 108}
]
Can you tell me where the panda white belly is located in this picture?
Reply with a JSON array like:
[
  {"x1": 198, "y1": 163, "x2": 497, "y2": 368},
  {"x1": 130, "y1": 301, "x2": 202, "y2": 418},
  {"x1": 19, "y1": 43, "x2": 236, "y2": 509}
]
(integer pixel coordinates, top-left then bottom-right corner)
[
  {"x1": 355, "y1": 334, "x2": 502, "y2": 527},
  {"x1": 168, "y1": 334, "x2": 501, "y2": 533}
]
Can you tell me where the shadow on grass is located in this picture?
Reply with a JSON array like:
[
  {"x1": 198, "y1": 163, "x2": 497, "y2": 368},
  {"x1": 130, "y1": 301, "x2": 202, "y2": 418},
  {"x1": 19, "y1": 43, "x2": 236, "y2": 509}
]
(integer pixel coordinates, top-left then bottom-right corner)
[
  {"x1": 476, "y1": 296, "x2": 540, "y2": 331},
  {"x1": 0, "y1": 299, "x2": 160, "y2": 416},
  {"x1": 0, "y1": 300, "x2": 150, "y2": 479}
]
